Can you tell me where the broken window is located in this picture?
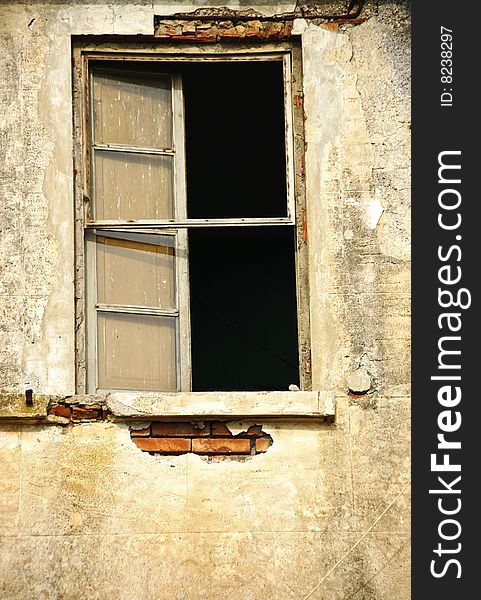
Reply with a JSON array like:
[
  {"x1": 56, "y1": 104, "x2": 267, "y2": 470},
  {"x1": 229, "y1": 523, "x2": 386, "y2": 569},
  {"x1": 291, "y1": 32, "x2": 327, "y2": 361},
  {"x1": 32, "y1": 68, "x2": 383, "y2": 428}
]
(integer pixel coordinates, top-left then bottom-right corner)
[{"x1": 78, "y1": 48, "x2": 308, "y2": 393}]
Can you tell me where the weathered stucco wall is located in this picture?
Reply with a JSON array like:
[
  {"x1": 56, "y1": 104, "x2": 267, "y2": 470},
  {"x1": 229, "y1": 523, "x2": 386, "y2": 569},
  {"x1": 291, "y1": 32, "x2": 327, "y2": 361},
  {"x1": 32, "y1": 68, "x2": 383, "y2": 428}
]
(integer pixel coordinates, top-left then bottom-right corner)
[{"x1": 0, "y1": 1, "x2": 411, "y2": 598}]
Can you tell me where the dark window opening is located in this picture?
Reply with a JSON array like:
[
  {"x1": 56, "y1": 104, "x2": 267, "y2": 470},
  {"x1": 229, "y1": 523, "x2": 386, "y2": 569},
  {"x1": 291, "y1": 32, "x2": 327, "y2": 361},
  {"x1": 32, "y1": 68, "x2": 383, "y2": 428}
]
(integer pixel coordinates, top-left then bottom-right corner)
[
  {"x1": 182, "y1": 61, "x2": 287, "y2": 219},
  {"x1": 183, "y1": 61, "x2": 300, "y2": 391}
]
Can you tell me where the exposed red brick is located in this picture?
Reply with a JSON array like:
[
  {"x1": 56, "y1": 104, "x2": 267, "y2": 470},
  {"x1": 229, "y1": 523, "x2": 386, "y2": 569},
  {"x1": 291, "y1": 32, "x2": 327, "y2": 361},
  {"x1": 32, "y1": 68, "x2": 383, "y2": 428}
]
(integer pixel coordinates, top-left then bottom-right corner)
[
  {"x1": 71, "y1": 405, "x2": 101, "y2": 420},
  {"x1": 154, "y1": 17, "x2": 292, "y2": 42},
  {"x1": 49, "y1": 404, "x2": 71, "y2": 419},
  {"x1": 130, "y1": 427, "x2": 151, "y2": 437},
  {"x1": 263, "y1": 22, "x2": 284, "y2": 39},
  {"x1": 336, "y1": 17, "x2": 367, "y2": 26},
  {"x1": 171, "y1": 35, "x2": 217, "y2": 43},
  {"x1": 302, "y1": 209, "x2": 307, "y2": 243},
  {"x1": 255, "y1": 438, "x2": 272, "y2": 453},
  {"x1": 245, "y1": 19, "x2": 263, "y2": 30},
  {"x1": 211, "y1": 422, "x2": 232, "y2": 437},
  {"x1": 192, "y1": 438, "x2": 250, "y2": 455},
  {"x1": 160, "y1": 25, "x2": 178, "y2": 36},
  {"x1": 151, "y1": 422, "x2": 210, "y2": 437},
  {"x1": 245, "y1": 27, "x2": 261, "y2": 38},
  {"x1": 83, "y1": 403, "x2": 102, "y2": 410},
  {"x1": 283, "y1": 22, "x2": 293, "y2": 37},
  {"x1": 133, "y1": 437, "x2": 191, "y2": 453},
  {"x1": 246, "y1": 424, "x2": 263, "y2": 437},
  {"x1": 320, "y1": 22, "x2": 339, "y2": 32},
  {"x1": 234, "y1": 25, "x2": 246, "y2": 37},
  {"x1": 219, "y1": 27, "x2": 239, "y2": 38},
  {"x1": 191, "y1": 35, "x2": 218, "y2": 43}
]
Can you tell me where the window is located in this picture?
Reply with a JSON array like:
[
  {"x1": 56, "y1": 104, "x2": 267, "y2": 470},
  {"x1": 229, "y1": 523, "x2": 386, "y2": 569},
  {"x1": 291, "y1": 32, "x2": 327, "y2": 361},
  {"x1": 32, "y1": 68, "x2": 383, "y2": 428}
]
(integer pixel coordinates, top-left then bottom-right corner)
[{"x1": 74, "y1": 44, "x2": 310, "y2": 394}]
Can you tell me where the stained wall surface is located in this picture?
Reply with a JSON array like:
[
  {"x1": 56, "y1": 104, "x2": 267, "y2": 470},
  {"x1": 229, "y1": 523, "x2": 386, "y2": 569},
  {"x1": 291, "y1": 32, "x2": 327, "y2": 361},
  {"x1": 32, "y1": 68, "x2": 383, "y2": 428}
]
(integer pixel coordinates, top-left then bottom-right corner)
[{"x1": 0, "y1": 1, "x2": 411, "y2": 598}]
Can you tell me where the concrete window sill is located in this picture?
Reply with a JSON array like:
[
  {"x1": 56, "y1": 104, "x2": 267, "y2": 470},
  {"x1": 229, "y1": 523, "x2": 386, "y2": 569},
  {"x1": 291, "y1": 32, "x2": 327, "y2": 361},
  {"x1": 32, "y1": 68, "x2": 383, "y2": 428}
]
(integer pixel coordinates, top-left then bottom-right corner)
[
  {"x1": 106, "y1": 390, "x2": 334, "y2": 420},
  {"x1": 0, "y1": 391, "x2": 335, "y2": 422}
]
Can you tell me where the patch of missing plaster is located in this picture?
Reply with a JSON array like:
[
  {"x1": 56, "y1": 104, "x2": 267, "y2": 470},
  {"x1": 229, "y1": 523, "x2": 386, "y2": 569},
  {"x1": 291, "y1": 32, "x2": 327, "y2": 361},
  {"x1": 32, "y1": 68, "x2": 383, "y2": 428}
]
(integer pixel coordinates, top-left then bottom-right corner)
[
  {"x1": 348, "y1": 363, "x2": 378, "y2": 409},
  {"x1": 347, "y1": 368, "x2": 371, "y2": 394},
  {"x1": 365, "y1": 198, "x2": 384, "y2": 229},
  {"x1": 346, "y1": 353, "x2": 378, "y2": 407},
  {"x1": 292, "y1": 18, "x2": 307, "y2": 35},
  {"x1": 129, "y1": 420, "x2": 273, "y2": 462},
  {"x1": 345, "y1": 197, "x2": 384, "y2": 229}
]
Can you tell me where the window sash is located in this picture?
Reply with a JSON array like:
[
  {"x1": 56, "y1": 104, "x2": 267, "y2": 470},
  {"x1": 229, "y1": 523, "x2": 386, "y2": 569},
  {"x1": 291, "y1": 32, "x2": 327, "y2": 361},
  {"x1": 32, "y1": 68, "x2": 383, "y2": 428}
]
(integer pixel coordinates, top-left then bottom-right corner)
[
  {"x1": 84, "y1": 52, "x2": 295, "y2": 227},
  {"x1": 86, "y1": 71, "x2": 191, "y2": 393}
]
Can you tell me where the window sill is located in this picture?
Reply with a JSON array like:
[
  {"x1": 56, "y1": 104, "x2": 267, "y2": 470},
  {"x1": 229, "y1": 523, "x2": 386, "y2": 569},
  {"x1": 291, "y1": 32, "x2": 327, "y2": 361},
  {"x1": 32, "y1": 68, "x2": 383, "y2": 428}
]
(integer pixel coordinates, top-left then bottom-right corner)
[
  {"x1": 0, "y1": 391, "x2": 335, "y2": 423},
  {"x1": 106, "y1": 390, "x2": 335, "y2": 421}
]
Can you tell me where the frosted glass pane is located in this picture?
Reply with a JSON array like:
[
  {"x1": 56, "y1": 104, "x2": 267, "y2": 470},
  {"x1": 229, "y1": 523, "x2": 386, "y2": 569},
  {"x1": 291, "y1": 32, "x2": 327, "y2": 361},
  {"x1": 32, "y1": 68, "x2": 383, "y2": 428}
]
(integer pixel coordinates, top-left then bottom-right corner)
[
  {"x1": 92, "y1": 70, "x2": 172, "y2": 148},
  {"x1": 96, "y1": 233, "x2": 175, "y2": 308},
  {"x1": 94, "y1": 151, "x2": 173, "y2": 220},
  {"x1": 98, "y1": 313, "x2": 176, "y2": 391}
]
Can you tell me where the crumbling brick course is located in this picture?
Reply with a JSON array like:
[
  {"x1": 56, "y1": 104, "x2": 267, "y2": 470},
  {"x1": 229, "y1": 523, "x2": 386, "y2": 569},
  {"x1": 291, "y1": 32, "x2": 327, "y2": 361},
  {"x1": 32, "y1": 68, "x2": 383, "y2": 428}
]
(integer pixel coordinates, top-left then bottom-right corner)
[
  {"x1": 133, "y1": 437, "x2": 191, "y2": 454},
  {"x1": 255, "y1": 438, "x2": 272, "y2": 453},
  {"x1": 71, "y1": 404, "x2": 102, "y2": 421},
  {"x1": 46, "y1": 399, "x2": 105, "y2": 422},
  {"x1": 130, "y1": 421, "x2": 273, "y2": 460},
  {"x1": 151, "y1": 422, "x2": 209, "y2": 437},
  {"x1": 154, "y1": 17, "x2": 293, "y2": 42},
  {"x1": 49, "y1": 403, "x2": 72, "y2": 419},
  {"x1": 211, "y1": 422, "x2": 232, "y2": 436},
  {"x1": 192, "y1": 437, "x2": 251, "y2": 455}
]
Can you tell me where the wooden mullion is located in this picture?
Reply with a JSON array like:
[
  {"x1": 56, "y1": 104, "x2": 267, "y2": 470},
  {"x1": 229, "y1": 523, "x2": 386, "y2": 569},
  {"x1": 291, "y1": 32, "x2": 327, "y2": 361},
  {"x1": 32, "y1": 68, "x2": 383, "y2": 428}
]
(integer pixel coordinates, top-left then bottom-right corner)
[
  {"x1": 93, "y1": 143, "x2": 175, "y2": 156},
  {"x1": 86, "y1": 217, "x2": 294, "y2": 229},
  {"x1": 96, "y1": 304, "x2": 179, "y2": 317},
  {"x1": 172, "y1": 73, "x2": 192, "y2": 392}
]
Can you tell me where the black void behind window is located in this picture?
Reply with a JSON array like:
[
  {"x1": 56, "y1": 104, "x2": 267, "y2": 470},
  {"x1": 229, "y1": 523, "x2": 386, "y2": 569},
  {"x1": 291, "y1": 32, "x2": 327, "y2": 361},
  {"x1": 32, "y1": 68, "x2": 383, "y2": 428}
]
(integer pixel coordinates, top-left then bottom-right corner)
[
  {"x1": 183, "y1": 61, "x2": 288, "y2": 219},
  {"x1": 183, "y1": 61, "x2": 300, "y2": 391}
]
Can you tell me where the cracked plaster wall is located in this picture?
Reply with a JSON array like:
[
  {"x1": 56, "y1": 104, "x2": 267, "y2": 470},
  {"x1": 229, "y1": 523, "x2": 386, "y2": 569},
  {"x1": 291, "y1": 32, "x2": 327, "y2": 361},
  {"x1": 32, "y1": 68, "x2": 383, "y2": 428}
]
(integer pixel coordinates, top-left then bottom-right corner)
[{"x1": 0, "y1": 1, "x2": 411, "y2": 598}]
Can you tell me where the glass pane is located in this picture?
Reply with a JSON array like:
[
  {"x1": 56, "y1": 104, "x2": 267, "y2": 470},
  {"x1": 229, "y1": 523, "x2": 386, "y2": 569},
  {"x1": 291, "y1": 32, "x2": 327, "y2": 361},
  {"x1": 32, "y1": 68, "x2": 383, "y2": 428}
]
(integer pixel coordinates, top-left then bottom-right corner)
[
  {"x1": 94, "y1": 151, "x2": 173, "y2": 220},
  {"x1": 92, "y1": 69, "x2": 172, "y2": 149},
  {"x1": 96, "y1": 232, "x2": 175, "y2": 308},
  {"x1": 98, "y1": 312, "x2": 176, "y2": 391}
]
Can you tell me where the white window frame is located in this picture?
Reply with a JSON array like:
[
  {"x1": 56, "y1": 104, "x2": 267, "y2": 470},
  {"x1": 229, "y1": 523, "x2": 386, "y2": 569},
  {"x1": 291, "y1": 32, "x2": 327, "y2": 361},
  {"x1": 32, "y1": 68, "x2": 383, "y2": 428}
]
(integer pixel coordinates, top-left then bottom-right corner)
[{"x1": 72, "y1": 41, "x2": 311, "y2": 395}]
